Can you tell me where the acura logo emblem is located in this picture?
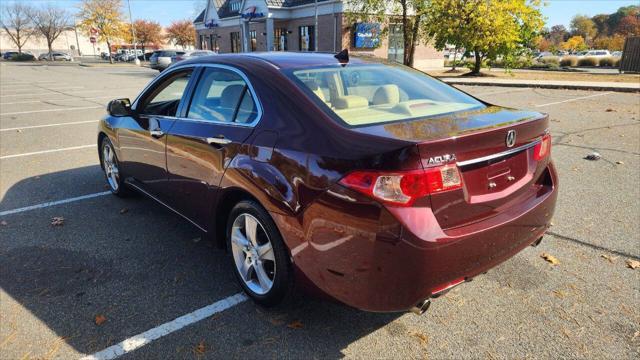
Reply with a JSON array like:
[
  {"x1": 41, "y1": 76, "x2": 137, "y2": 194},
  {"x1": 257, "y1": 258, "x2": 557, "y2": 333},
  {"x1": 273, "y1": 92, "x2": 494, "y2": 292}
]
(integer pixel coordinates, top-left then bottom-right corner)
[{"x1": 506, "y1": 130, "x2": 516, "y2": 148}]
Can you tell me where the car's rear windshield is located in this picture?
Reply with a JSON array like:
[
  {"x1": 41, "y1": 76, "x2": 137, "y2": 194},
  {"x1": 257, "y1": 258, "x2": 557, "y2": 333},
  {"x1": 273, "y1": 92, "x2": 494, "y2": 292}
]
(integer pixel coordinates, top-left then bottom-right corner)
[{"x1": 288, "y1": 63, "x2": 484, "y2": 127}]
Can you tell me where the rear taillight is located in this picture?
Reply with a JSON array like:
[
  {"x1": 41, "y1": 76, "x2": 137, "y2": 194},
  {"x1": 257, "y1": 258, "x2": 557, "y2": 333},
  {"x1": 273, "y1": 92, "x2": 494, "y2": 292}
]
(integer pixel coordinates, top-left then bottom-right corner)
[
  {"x1": 534, "y1": 134, "x2": 551, "y2": 161},
  {"x1": 339, "y1": 165, "x2": 462, "y2": 207}
]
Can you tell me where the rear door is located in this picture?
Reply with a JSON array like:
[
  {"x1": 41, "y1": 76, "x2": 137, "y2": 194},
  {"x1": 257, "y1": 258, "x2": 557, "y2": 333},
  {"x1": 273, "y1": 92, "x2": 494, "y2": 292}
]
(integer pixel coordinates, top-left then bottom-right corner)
[{"x1": 165, "y1": 65, "x2": 260, "y2": 227}]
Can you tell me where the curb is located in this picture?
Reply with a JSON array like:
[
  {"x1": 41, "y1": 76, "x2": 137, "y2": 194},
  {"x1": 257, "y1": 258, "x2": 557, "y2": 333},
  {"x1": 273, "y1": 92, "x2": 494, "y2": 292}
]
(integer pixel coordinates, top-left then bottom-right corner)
[{"x1": 439, "y1": 79, "x2": 640, "y2": 93}]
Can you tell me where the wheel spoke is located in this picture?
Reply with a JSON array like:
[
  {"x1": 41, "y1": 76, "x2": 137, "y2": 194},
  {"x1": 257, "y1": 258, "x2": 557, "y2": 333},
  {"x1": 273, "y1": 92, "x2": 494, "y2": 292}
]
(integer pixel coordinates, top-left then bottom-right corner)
[
  {"x1": 257, "y1": 242, "x2": 274, "y2": 261},
  {"x1": 231, "y1": 228, "x2": 250, "y2": 248},
  {"x1": 254, "y1": 262, "x2": 272, "y2": 292},
  {"x1": 238, "y1": 257, "x2": 252, "y2": 281},
  {"x1": 244, "y1": 215, "x2": 258, "y2": 246}
]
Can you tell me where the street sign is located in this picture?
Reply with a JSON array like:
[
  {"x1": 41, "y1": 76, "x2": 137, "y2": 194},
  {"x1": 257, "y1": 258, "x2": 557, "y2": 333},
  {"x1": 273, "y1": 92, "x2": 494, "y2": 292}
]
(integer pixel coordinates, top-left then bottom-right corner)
[
  {"x1": 90, "y1": 36, "x2": 96, "y2": 44},
  {"x1": 90, "y1": 27, "x2": 98, "y2": 35}
]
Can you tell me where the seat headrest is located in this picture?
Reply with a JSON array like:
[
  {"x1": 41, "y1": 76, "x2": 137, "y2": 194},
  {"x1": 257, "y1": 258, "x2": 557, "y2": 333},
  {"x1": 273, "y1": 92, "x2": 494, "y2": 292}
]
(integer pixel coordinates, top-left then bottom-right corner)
[
  {"x1": 220, "y1": 84, "x2": 245, "y2": 109},
  {"x1": 372, "y1": 85, "x2": 400, "y2": 106},
  {"x1": 304, "y1": 80, "x2": 327, "y2": 102}
]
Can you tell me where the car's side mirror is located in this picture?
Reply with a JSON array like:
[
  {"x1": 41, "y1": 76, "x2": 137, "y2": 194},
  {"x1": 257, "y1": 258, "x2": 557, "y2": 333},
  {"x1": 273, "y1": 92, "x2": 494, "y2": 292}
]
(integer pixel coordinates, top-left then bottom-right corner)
[{"x1": 107, "y1": 98, "x2": 133, "y2": 117}]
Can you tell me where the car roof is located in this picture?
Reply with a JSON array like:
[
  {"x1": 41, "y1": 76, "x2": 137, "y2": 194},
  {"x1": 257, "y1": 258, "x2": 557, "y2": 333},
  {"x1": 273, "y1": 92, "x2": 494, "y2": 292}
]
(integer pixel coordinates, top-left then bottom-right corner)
[{"x1": 183, "y1": 52, "x2": 373, "y2": 69}]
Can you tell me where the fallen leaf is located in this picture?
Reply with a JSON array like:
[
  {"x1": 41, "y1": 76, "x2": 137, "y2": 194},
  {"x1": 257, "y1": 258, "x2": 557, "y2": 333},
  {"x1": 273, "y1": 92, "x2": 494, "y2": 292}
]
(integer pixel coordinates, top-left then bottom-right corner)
[
  {"x1": 616, "y1": 161, "x2": 624, "y2": 165},
  {"x1": 541, "y1": 253, "x2": 560, "y2": 265},
  {"x1": 584, "y1": 152, "x2": 601, "y2": 161},
  {"x1": 600, "y1": 254, "x2": 618, "y2": 263},
  {"x1": 626, "y1": 259, "x2": 640, "y2": 270},
  {"x1": 119, "y1": 208, "x2": 128, "y2": 214},
  {"x1": 552, "y1": 290, "x2": 566, "y2": 299},
  {"x1": 0, "y1": 220, "x2": 7, "y2": 226},
  {"x1": 193, "y1": 341, "x2": 206, "y2": 354},
  {"x1": 50, "y1": 217, "x2": 65, "y2": 226},
  {"x1": 409, "y1": 330, "x2": 429, "y2": 347},
  {"x1": 605, "y1": 108, "x2": 616, "y2": 112},
  {"x1": 16, "y1": 129, "x2": 23, "y2": 133},
  {"x1": 632, "y1": 330, "x2": 640, "y2": 340},
  {"x1": 287, "y1": 320, "x2": 303, "y2": 329},
  {"x1": 94, "y1": 314, "x2": 107, "y2": 326}
]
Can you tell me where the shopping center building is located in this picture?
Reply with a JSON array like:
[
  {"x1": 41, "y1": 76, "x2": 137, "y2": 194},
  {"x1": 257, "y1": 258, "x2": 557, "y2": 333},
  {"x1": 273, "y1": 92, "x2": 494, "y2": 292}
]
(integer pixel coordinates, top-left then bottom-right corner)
[{"x1": 194, "y1": 0, "x2": 444, "y2": 69}]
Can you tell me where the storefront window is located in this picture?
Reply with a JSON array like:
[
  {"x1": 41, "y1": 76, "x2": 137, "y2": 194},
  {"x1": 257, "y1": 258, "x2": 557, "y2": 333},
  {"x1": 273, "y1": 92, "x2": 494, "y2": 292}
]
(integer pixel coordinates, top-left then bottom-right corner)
[
  {"x1": 249, "y1": 30, "x2": 257, "y2": 52},
  {"x1": 209, "y1": 35, "x2": 218, "y2": 53},
  {"x1": 230, "y1": 32, "x2": 241, "y2": 53},
  {"x1": 274, "y1": 28, "x2": 288, "y2": 51},
  {"x1": 299, "y1": 26, "x2": 315, "y2": 52}
]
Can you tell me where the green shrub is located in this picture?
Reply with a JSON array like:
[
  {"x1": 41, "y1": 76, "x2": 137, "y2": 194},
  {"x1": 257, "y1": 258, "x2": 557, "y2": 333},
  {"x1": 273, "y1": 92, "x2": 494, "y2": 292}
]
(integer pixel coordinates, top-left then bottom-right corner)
[
  {"x1": 560, "y1": 56, "x2": 578, "y2": 67},
  {"x1": 10, "y1": 53, "x2": 35, "y2": 61},
  {"x1": 577, "y1": 57, "x2": 598, "y2": 67},
  {"x1": 599, "y1": 57, "x2": 615, "y2": 67},
  {"x1": 539, "y1": 56, "x2": 560, "y2": 66}
]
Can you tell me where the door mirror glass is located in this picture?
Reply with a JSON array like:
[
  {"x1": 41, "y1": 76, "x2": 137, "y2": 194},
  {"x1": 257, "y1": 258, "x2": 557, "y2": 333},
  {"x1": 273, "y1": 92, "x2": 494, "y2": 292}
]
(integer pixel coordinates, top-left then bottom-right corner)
[{"x1": 107, "y1": 98, "x2": 133, "y2": 117}]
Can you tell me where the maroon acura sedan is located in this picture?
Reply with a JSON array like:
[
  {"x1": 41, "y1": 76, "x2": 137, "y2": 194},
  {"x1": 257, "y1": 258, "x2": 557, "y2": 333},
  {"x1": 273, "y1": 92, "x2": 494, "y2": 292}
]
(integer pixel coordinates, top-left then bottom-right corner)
[{"x1": 98, "y1": 51, "x2": 557, "y2": 314}]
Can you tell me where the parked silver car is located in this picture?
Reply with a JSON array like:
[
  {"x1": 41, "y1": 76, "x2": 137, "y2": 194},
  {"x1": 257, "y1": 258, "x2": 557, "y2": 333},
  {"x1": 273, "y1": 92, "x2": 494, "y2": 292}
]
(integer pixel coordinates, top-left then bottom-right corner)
[
  {"x1": 170, "y1": 50, "x2": 216, "y2": 64},
  {"x1": 38, "y1": 52, "x2": 73, "y2": 61},
  {"x1": 149, "y1": 50, "x2": 185, "y2": 71}
]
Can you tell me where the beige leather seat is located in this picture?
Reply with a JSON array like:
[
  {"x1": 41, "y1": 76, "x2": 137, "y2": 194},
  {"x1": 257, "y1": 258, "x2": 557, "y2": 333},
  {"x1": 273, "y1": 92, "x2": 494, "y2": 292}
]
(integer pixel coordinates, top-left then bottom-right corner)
[
  {"x1": 303, "y1": 80, "x2": 327, "y2": 103},
  {"x1": 324, "y1": 72, "x2": 368, "y2": 110},
  {"x1": 372, "y1": 85, "x2": 400, "y2": 106}
]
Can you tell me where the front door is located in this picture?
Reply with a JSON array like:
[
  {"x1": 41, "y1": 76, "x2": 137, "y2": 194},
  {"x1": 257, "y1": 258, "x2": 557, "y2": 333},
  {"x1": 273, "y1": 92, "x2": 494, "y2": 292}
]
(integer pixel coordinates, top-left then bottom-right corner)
[
  {"x1": 166, "y1": 66, "x2": 260, "y2": 228},
  {"x1": 119, "y1": 68, "x2": 194, "y2": 200}
]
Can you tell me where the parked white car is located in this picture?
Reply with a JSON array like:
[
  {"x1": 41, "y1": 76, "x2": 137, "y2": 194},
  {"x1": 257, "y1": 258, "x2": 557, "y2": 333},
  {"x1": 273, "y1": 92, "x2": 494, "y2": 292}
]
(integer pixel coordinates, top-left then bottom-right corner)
[
  {"x1": 611, "y1": 51, "x2": 623, "y2": 57},
  {"x1": 170, "y1": 50, "x2": 216, "y2": 64},
  {"x1": 581, "y1": 50, "x2": 611, "y2": 58}
]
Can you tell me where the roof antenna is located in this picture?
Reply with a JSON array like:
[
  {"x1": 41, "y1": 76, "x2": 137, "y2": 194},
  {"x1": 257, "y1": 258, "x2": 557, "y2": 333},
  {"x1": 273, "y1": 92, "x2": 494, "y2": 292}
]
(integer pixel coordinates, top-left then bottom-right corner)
[{"x1": 334, "y1": 49, "x2": 349, "y2": 65}]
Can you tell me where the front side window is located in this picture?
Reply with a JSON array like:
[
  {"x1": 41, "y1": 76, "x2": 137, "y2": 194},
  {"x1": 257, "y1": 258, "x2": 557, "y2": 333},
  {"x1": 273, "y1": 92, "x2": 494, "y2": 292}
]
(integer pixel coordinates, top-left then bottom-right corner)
[
  {"x1": 289, "y1": 64, "x2": 484, "y2": 127},
  {"x1": 187, "y1": 67, "x2": 258, "y2": 124},
  {"x1": 299, "y1": 26, "x2": 315, "y2": 51},
  {"x1": 139, "y1": 70, "x2": 192, "y2": 117},
  {"x1": 230, "y1": 32, "x2": 241, "y2": 53}
]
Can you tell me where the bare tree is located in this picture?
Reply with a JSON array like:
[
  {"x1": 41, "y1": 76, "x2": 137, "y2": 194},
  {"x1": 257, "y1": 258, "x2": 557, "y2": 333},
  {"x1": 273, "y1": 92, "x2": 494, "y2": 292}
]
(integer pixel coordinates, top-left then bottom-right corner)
[
  {"x1": 30, "y1": 4, "x2": 71, "y2": 60},
  {"x1": 0, "y1": 3, "x2": 35, "y2": 54}
]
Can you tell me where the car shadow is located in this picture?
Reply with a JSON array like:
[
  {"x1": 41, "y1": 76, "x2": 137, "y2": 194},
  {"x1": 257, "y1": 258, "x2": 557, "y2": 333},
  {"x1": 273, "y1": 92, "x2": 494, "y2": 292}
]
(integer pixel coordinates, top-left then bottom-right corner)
[{"x1": 0, "y1": 166, "x2": 400, "y2": 357}]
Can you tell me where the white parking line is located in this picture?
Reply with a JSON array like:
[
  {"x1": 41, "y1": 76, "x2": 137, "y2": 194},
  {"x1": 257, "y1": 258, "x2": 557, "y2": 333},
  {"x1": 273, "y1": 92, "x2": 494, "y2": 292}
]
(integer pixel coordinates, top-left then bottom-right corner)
[
  {"x1": 0, "y1": 144, "x2": 95, "y2": 159},
  {"x1": 535, "y1": 92, "x2": 612, "y2": 108},
  {"x1": 0, "y1": 92, "x2": 54, "y2": 98},
  {"x1": 0, "y1": 191, "x2": 111, "y2": 217},
  {"x1": 0, "y1": 106, "x2": 102, "y2": 116},
  {"x1": 0, "y1": 120, "x2": 98, "y2": 132},
  {"x1": 81, "y1": 293, "x2": 248, "y2": 360},
  {"x1": 1, "y1": 86, "x2": 84, "y2": 93},
  {"x1": 474, "y1": 88, "x2": 531, "y2": 96},
  {"x1": 1, "y1": 96, "x2": 115, "y2": 105}
]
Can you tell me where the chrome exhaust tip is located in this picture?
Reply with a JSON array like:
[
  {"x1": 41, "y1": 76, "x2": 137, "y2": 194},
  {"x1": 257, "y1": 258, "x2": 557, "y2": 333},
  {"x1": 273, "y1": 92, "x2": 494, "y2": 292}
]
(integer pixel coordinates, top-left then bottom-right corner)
[{"x1": 410, "y1": 299, "x2": 431, "y2": 315}]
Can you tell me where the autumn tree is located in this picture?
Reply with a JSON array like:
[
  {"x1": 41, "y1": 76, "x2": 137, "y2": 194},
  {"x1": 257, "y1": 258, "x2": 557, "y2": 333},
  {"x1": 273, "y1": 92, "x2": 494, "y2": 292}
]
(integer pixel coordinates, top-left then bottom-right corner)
[
  {"x1": 30, "y1": 4, "x2": 72, "y2": 59},
  {"x1": 78, "y1": 0, "x2": 126, "y2": 63},
  {"x1": 133, "y1": 20, "x2": 163, "y2": 52},
  {"x1": 548, "y1": 25, "x2": 568, "y2": 48},
  {"x1": 615, "y1": 15, "x2": 640, "y2": 36},
  {"x1": 561, "y1": 35, "x2": 587, "y2": 52},
  {"x1": 345, "y1": 0, "x2": 429, "y2": 67},
  {"x1": 0, "y1": 3, "x2": 35, "y2": 54},
  {"x1": 570, "y1": 15, "x2": 596, "y2": 43},
  {"x1": 424, "y1": 0, "x2": 544, "y2": 74},
  {"x1": 165, "y1": 20, "x2": 196, "y2": 49},
  {"x1": 592, "y1": 35, "x2": 625, "y2": 51}
]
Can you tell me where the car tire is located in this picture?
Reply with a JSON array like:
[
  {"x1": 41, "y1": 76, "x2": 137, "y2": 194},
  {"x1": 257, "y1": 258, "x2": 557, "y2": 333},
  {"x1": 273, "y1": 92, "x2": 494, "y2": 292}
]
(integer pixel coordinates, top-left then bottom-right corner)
[
  {"x1": 226, "y1": 200, "x2": 293, "y2": 307},
  {"x1": 100, "y1": 137, "x2": 134, "y2": 197}
]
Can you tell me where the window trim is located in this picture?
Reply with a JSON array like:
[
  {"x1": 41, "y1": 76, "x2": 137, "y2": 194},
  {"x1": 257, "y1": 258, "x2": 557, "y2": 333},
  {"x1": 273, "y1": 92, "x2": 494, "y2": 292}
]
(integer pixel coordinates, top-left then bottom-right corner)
[{"x1": 149, "y1": 63, "x2": 263, "y2": 128}]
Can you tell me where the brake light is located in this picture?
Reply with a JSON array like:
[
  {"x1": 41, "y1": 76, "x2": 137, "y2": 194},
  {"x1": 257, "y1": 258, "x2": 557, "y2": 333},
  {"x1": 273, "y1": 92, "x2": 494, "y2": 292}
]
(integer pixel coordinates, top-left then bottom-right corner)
[
  {"x1": 534, "y1": 134, "x2": 551, "y2": 161},
  {"x1": 339, "y1": 165, "x2": 462, "y2": 206}
]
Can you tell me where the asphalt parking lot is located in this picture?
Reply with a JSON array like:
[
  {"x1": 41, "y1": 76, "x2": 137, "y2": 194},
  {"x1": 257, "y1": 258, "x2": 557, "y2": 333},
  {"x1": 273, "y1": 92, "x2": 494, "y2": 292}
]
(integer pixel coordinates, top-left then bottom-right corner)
[{"x1": 0, "y1": 61, "x2": 638, "y2": 359}]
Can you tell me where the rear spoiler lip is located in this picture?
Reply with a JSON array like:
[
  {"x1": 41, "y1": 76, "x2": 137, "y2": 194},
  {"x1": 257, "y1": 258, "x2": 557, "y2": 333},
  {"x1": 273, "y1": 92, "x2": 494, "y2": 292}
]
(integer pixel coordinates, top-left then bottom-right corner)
[{"x1": 416, "y1": 112, "x2": 548, "y2": 146}]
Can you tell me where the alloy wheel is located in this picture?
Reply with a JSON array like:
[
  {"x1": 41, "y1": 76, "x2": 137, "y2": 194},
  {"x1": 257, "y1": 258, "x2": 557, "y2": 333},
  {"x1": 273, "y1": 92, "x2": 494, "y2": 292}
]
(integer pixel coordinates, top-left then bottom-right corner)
[
  {"x1": 230, "y1": 213, "x2": 276, "y2": 295},
  {"x1": 102, "y1": 142, "x2": 120, "y2": 192}
]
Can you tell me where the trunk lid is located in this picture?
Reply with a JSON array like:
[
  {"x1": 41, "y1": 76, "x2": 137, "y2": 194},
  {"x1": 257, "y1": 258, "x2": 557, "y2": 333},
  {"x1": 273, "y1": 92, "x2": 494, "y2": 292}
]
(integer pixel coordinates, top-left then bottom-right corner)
[{"x1": 355, "y1": 106, "x2": 550, "y2": 229}]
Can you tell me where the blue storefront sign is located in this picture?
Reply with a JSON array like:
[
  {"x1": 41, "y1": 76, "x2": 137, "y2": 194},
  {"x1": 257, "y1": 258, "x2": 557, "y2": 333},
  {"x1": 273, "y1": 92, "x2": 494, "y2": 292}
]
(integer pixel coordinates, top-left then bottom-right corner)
[{"x1": 354, "y1": 23, "x2": 381, "y2": 48}]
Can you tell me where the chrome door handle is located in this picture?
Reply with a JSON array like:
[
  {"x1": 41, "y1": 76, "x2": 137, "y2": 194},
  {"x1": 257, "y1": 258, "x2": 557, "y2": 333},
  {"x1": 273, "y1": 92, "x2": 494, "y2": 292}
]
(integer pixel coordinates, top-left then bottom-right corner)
[
  {"x1": 150, "y1": 129, "x2": 164, "y2": 137},
  {"x1": 206, "y1": 136, "x2": 232, "y2": 145}
]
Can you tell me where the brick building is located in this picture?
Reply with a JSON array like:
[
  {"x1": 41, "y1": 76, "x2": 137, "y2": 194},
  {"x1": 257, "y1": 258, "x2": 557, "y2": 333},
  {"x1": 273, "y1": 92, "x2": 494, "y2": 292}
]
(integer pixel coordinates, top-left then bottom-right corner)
[{"x1": 194, "y1": 0, "x2": 444, "y2": 69}]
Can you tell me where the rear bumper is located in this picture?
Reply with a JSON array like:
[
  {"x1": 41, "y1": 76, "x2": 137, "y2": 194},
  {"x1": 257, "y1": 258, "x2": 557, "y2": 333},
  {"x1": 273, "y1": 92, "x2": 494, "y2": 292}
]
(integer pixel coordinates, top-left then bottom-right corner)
[{"x1": 272, "y1": 162, "x2": 558, "y2": 312}]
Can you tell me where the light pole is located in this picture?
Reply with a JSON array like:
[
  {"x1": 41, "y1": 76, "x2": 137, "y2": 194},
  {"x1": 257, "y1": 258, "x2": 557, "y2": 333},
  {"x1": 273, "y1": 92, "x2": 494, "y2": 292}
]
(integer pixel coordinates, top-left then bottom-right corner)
[
  {"x1": 314, "y1": 0, "x2": 318, "y2": 51},
  {"x1": 127, "y1": 0, "x2": 140, "y2": 65}
]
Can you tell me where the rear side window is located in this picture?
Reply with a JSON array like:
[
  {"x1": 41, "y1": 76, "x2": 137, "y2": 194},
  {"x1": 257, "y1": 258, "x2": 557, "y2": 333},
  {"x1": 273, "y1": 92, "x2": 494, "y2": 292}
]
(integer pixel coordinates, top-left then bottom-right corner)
[
  {"x1": 289, "y1": 64, "x2": 483, "y2": 127},
  {"x1": 186, "y1": 67, "x2": 258, "y2": 124}
]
